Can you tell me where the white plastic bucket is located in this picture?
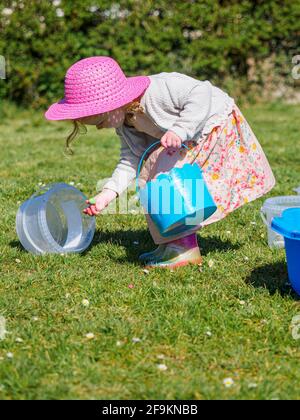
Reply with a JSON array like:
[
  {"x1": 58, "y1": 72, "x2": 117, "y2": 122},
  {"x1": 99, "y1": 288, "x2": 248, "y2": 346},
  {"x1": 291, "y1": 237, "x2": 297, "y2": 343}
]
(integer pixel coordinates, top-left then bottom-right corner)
[
  {"x1": 16, "y1": 183, "x2": 96, "y2": 255},
  {"x1": 293, "y1": 186, "x2": 300, "y2": 194},
  {"x1": 260, "y1": 195, "x2": 300, "y2": 248}
]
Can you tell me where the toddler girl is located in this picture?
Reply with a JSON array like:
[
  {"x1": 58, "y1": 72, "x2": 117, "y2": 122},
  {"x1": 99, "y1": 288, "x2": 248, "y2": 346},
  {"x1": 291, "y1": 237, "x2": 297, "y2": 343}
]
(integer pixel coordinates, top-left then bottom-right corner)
[{"x1": 45, "y1": 56, "x2": 276, "y2": 269}]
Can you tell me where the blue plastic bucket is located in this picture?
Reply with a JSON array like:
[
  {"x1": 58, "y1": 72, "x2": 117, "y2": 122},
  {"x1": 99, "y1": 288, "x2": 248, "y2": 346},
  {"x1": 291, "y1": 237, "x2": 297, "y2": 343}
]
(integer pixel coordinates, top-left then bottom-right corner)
[
  {"x1": 136, "y1": 141, "x2": 217, "y2": 237},
  {"x1": 271, "y1": 208, "x2": 300, "y2": 295}
]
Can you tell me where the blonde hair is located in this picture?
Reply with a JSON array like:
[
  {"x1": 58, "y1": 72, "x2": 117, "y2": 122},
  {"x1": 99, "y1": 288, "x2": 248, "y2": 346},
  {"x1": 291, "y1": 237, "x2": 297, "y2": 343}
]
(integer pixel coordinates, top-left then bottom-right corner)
[
  {"x1": 124, "y1": 100, "x2": 144, "y2": 126},
  {"x1": 65, "y1": 100, "x2": 144, "y2": 154},
  {"x1": 65, "y1": 120, "x2": 87, "y2": 155}
]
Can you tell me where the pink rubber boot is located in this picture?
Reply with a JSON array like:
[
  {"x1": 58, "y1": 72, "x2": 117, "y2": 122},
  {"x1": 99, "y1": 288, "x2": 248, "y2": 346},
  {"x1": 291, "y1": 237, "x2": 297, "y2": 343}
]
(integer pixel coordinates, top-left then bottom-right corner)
[{"x1": 144, "y1": 233, "x2": 202, "y2": 269}]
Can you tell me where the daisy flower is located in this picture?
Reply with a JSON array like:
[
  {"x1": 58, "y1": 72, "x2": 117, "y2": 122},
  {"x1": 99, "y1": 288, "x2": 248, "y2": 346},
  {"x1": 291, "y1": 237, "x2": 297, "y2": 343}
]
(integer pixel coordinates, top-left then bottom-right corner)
[{"x1": 223, "y1": 377, "x2": 234, "y2": 388}]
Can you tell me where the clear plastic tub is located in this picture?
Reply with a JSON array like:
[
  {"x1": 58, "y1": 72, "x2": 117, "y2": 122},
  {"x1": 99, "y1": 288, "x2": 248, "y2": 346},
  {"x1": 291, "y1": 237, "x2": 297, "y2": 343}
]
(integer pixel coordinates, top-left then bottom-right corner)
[
  {"x1": 16, "y1": 183, "x2": 95, "y2": 255},
  {"x1": 260, "y1": 195, "x2": 300, "y2": 248},
  {"x1": 293, "y1": 186, "x2": 300, "y2": 194}
]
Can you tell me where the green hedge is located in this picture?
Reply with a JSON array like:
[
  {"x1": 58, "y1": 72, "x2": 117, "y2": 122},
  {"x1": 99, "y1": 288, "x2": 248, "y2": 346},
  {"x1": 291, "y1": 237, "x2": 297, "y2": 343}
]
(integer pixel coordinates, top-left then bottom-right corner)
[{"x1": 0, "y1": 0, "x2": 299, "y2": 108}]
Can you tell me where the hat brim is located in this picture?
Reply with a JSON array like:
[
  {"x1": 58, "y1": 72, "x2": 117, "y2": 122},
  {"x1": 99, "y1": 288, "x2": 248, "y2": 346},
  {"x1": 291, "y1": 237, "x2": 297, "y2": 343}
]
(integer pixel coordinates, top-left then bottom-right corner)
[{"x1": 44, "y1": 75, "x2": 151, "y2": 121}]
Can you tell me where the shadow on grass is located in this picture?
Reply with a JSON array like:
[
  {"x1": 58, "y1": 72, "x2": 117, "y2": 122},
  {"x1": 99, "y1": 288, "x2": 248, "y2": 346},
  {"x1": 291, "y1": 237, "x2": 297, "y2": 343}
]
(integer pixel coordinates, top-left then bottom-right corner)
[
  {"x1": 80, "y1": 229, "x2": 241, "y2": 264},
  {"x1": 9, "y1": 240, "x2": 24, "y2": 251},
  {"x1": 245, "y1": 261, "x2": 299, "y2": 299},
  {"x1": 10, "y1": 231, "x2": 242, "y2": 267}
]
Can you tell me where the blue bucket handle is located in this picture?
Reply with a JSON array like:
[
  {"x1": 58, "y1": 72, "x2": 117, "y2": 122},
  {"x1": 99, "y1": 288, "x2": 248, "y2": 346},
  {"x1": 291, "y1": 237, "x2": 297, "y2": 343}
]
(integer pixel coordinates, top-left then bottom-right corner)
[{"x1": 135, "y1": 141, "x2": 198, "y2": 194}]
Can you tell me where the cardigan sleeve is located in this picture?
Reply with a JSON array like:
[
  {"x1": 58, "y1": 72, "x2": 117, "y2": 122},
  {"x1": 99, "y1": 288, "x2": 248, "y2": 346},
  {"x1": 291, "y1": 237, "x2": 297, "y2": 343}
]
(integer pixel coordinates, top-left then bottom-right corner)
[
  {"x1": 102, "y1": 131, "x2": 140, "y2": 196},
  {"x1": 167, "y1": 80, "x2": 213, "y2": 142}
]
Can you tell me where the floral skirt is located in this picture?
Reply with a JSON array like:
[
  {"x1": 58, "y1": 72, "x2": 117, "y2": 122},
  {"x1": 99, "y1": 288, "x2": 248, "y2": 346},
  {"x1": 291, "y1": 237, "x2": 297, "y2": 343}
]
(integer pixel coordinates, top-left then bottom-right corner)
[{"x1": 138, "y1": 103, "x2": 276, "y2": 244}]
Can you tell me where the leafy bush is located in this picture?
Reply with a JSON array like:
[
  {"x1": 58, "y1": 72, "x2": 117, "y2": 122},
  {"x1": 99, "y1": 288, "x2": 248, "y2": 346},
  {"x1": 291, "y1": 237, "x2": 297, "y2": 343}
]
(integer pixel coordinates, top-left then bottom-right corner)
[{"x1": 0, "y1": 0, "x2": 299, "y2": 108}]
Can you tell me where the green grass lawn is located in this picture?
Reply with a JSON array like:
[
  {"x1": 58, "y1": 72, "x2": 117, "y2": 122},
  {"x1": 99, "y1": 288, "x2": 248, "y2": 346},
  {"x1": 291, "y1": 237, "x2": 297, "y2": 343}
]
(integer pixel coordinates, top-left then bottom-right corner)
[{"x1": 0, "y1": 100, "x2": 300, "y2": 400}]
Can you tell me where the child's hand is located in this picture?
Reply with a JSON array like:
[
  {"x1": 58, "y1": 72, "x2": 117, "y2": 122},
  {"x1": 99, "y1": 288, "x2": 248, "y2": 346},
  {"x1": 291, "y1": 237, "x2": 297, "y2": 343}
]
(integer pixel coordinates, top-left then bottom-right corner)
[
  {"x1": 160, "y1": 130, "x2": 182, "y2": 148},
  {"x1": 83, "y1": 189, "x2": 117, "y2": 216}
]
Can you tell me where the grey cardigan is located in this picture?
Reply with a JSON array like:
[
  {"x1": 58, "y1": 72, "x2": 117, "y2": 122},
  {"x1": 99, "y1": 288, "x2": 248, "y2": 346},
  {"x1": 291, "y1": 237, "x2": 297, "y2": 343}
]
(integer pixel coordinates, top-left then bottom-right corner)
[{"x1": 102, "y1": 72, "x2": 235, "y2": 195}]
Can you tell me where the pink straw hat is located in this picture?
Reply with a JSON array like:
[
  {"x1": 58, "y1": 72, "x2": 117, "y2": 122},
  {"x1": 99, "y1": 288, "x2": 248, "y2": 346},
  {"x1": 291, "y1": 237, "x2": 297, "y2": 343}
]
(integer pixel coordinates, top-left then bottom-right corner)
[{"x1": 45, "y1": 56, "x2": 151, "y2": 121}]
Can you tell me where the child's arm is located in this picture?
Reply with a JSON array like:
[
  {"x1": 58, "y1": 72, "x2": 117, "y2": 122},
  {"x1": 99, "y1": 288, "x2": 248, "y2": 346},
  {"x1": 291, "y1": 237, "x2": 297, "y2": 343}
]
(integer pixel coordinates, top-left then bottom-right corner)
[
  {"x1": 160, "y1": 81, "x2": 212, "y2": 149},
  {"x1": 160, "y1": 130, "x2": 182, "y2": 149},
  {"x1": 83, "y1": 189, "x2": 117, "y2": 216},
  {"x1": 83, "y1": 133, "x2": 140, "y2": 216},
  {"x1": 167, "y1": 80, "x2": 213, "y2": 142},
  {"x1": 152, "y1": 74, "x2": 213, "y2": 147},
  {"x1": 101, "y1": 133, "x2": 140, "y2": 195}
]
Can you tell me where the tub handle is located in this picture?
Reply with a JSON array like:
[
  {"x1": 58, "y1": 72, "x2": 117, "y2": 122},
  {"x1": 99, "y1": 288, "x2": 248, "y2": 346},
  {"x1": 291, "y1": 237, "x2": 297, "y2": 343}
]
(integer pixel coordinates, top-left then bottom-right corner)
[
  {"x1": 31, "y1": 182, "x2": 76, "y2": 200},
  {"x1": 260, "y1": 206, "x2": 269, "y2": 227},
  {"x1": 273, "y1": 239, "x2": 285, "y2": 248},
  {"x1": 31, "y1": 183, "x2": 58, "y2": 199},
  {"x1": 260, "y1": 207, "x2": 284, "y2": 247}
]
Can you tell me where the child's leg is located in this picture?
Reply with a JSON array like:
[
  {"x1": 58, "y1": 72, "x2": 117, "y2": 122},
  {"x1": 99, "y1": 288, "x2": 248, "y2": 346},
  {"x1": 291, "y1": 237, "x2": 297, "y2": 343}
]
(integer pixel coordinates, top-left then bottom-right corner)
[
  {"x1": 139, "y1": 210, "x2": 202, "y2": 265},
  {"x1": 138, "y1": 244, "x2": 167, "y2": 262},
  {"x1": 144, "y1": 232, "x2": 202, "y2": 269},
  {"x1": 138, "y1": 142, "x2": 203, "y2": 267},
  {"x1": 144, "y1": 211, "x2": 202, "y2": 244}
]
